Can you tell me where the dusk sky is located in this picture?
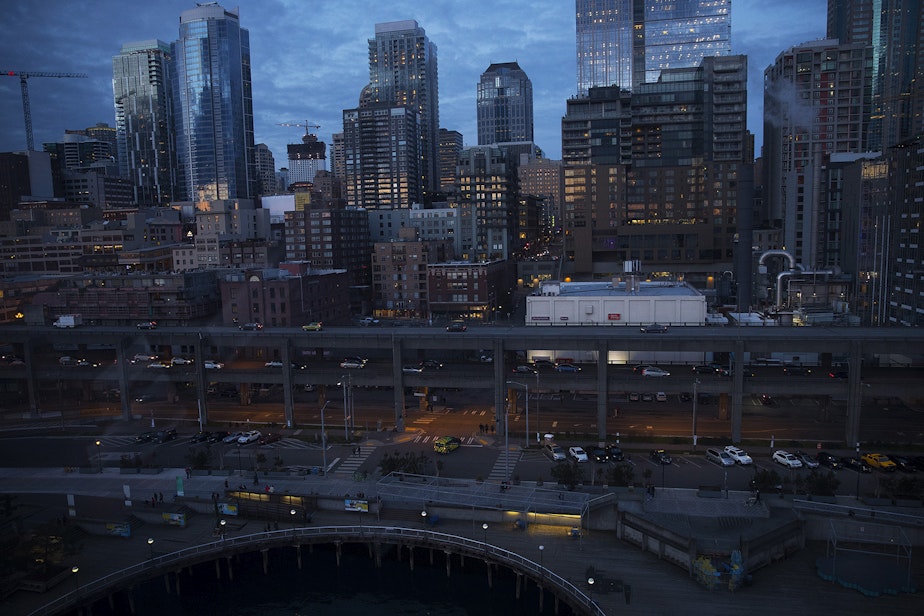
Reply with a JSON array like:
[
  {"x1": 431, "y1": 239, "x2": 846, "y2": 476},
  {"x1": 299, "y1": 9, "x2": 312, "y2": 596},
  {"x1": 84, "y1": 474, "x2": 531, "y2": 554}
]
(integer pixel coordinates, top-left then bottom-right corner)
[{"x1": 1, "y1": 1, "x2": 827, "y2": 165}]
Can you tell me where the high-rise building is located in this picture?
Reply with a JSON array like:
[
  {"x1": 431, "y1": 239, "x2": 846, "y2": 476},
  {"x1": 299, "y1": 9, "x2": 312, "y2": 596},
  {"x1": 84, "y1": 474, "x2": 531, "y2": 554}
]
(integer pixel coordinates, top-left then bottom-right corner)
[
  {"x1": 286, "y1": 133, "x2": 326, "y2": 185},
  {"x1": 827, "y1": 0, "x2": 923, "y2": 150},
  {"x1": 457, "y1": 146, "x2": 518, "y2": 262},
  {"x1": 172, "y1": 3, "x2": 255, "y2": 201},
  {"x1": 367, "y1": 20, "x2": 439, "y2": 197},
  {"x1": 575, "y1": 0, "x2": 731, "y2": 95},
  {"x1": 477, "y1": 62, "x2": 533, "y2": 145},
  {"x1": 342, "y1": 100, "x2": 420, "y2": 209},
  {"x1": 763, "y1": 39, "x2": 871, "y2": 269},
  {"x1": 253, "y1": 143, "x2": 276, "y2": 196},
  {"x1": 438, "y1": 128, "x2": 463, "y2": 193},
  {"x1": 888, "y1": 135, "x2": 924, "y2": 326}
]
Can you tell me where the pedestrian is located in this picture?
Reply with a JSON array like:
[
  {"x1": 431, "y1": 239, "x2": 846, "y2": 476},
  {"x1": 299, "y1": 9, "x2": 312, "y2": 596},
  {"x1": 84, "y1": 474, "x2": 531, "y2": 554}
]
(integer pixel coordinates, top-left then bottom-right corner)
[
  {"x1": 224, "y1": 479, "x2": 229, "y2": 489},
  {"x1": 158, "y1": 492, "x2": 163, "y2": 503},
  {"x1": 755, "y1": 489, "x2": 760, "y2": 503},
  {"x1": 253, "y1": 472, "x2": 259, "y2": 486},
  {"x1": 478, "y1": 423, "x2": 483, "y2": 434},
  {"x1": 185, "y1": 467, "x2": 191, "y2": 479},
  {"x1": 153, "y1": 493, "x2": 158, "y2": 506}
]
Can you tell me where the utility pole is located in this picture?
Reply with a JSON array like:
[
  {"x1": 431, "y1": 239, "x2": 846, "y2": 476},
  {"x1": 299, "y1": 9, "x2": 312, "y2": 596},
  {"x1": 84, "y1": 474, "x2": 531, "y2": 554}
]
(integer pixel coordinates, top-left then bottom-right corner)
[{"x1": 2, "y1": 71, "x2": 89, "y2": 150}]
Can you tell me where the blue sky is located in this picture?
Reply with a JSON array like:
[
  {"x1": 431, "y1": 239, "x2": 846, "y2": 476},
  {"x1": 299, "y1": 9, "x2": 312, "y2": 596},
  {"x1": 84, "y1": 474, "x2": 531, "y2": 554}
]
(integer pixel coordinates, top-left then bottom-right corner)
[{"x1": 0, "y1": 1, "x2": 827, "y2": 165}]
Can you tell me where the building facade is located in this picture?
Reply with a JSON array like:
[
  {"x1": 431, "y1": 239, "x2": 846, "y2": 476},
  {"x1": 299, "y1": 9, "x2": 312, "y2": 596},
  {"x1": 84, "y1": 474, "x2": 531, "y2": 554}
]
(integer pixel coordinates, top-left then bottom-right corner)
[
  {"x1": 286, "y1": 134, "x2": 326, "y2": 186},
  {"x1": 575, "y1": 0, "x2": 731, "y2": 95},
  {"x1": 477, "y1": 62, "x2": 533, "y2": 146},
  {"x1": 172, "y1": 3, "x2": 255, "y2": 201},
  {"x1": 112, "y1": 39, "x2": 176, "y2": 206}
]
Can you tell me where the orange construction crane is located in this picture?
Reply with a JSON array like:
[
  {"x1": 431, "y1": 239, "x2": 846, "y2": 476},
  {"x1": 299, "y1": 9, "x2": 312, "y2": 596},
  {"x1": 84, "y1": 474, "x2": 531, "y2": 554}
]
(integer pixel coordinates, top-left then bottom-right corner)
[{"x1": 2, "y1": 70, "x2": 89, "y2": 150}]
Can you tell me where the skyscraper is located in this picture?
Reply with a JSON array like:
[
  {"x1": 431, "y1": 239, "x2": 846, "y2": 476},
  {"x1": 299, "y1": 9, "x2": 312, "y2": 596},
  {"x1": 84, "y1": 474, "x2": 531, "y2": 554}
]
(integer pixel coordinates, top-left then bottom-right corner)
[
  {"x1": 827, "y1": 0, "x2": 923, "y2": 150},
  {"x1": 286, "y1": 133, "x2": 326, "y2": 185},
  {"x1": 575, "y1": 0, "x2": 731, "y2": 95},
  {"x1": 367, "y1": 20, "x2": 439, "y2": 198},
  {"x1": 112, "y1": 40, "x2": 176, "y2": 206},
  {"x1": 172, "y1": 3, "x2": 255, "y2": 201},
  {"x1": 477, "y1": 62, "x2": 533, "y2": 145}
]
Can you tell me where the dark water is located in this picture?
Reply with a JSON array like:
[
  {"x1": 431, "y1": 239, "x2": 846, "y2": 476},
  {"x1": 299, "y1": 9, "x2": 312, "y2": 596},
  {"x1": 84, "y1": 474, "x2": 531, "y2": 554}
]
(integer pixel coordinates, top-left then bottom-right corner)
[{"x1": 70, "y1": 543, "x2": 576, "y2": 615}]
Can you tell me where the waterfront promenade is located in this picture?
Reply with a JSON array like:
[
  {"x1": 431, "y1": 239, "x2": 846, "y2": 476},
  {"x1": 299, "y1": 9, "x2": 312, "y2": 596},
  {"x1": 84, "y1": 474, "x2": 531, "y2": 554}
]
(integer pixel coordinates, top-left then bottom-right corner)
[{"x1": 1, "y1": 466, "x2": 922, "y2": 616}]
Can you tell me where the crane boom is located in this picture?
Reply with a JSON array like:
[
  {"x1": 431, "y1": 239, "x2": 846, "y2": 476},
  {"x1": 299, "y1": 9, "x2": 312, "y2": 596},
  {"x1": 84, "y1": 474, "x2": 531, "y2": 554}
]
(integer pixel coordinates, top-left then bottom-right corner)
[
  {"x1": 277, "y1": 120, "x2": 321, "y2": 135},
  {"x1": 2, "y1": 70, "x2": 89, "y2": 151}
]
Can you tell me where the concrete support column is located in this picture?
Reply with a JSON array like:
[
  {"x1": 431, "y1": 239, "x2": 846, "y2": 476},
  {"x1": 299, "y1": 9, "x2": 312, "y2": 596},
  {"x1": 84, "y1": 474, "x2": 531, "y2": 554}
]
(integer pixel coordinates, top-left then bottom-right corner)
[
  {"x1": 392, "y1": 339, "x2": 405, "y2": 432},
  {"x1": 261, "y1": 548, "x2": 269, "y2": 575},
  {"x1": 844, "y1": 340, "x2": 863, "y2": 446},
  {"x1": 296, "y1": 544, "x2": 302, "y2": 570},
  {"x1": 282, "y1": 344, "x2": 294, "y2": 428},
  {"x1": 731, "y1": 339, "x2": 744, "y2": 442},
  {"x1": 445, "y1": 550, "x2": 451, "y2": 577},
  {"x1": 596, "y1": 339, "x2": 608, "y2": 442}
]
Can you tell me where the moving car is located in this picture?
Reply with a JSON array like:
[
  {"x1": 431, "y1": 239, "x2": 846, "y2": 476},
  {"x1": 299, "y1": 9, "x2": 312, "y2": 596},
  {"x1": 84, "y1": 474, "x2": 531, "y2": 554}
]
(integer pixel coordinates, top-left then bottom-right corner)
[
  {"x1": 240, "y1": 322, "x2": 263, "y2": 331},
  {"x1": 264, "y1": 361, "x2": 285, "y2": 367},
  {"x1": 829, "y1": 370, "x2": 848, "y2": 379},
  {"x1": 302, "y1": 322, "x2": 323, "y2": 331},
  {"x1": 340, "y1": 357, "x2": 367, "y2": 369},
  {"x1": 723, "y1": 445, "x2": 753, "y2": 465},
  {"x1": 433, "y1": 436, "x2": 461, "y2": 454},
  {"x1": 512, "y1": 365, "x2": 537, "y2": 374},
  {"x1": 237, "y1": 430, "x2": 262, "y2": 444},
  {"x1": 650, "y1": 449, "x2": 672, "y2": 465},
  {"x1": 146, "y1": 361, "x2": 170, "y2": 369},
  {"x1": 203, "y1": 360, "x2": 224, "y2": 369},
  {"x1": 402, "y1": 365, "x2": 424, "y2": 373},
  {"x1": 170, "y1": 356, "x2": 192, "y2": 365},
  {"x1": 861, "y1": 452, "x2": 897, "y2": 471},
  {"x1": 783, "y1": 366, "x2": 812, "y2": 376},
  {"x1": 136, "y1": 321, "x2": 157, "y2": 330},
  {"x1": 446, "y1": 320, "x2": 467, "y2": 332},
  {"x1": 359, "y1": 317, "x2": 380, "y2": 326},
  {"x1": 772, "y1": 450, "x2": 803, "y2": 469},
  {"x1": 640, "y1": 323, "x2": 669, "y2": 333},
  {"x1": 759, "y1": 394, "x2": 774, "y2": 406},
  {"x1": 420, "y1": 359, "x2": 443, "y2": 370},
  {"x1": 816, "y1": 451, "x2": 841, "y2": 470},
  {"x1": 555, "y1": 363, "x2": 581, "y2": 373},
  {"x1": 642, "y1": 367, "x2": 670, "y2": 377},
  {"x1": 569, "y1": 446, "x2": 588, "y2": 463},
  {"x1": 692, "y1": 365, "x2": 716, "y2": 374}
]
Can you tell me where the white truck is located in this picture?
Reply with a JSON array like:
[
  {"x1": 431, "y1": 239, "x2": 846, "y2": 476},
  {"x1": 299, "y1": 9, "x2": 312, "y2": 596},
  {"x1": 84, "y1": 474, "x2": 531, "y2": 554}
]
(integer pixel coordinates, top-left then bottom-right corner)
[{"x1": 53, "y1": 314, "x2": 83, "y2": 328}]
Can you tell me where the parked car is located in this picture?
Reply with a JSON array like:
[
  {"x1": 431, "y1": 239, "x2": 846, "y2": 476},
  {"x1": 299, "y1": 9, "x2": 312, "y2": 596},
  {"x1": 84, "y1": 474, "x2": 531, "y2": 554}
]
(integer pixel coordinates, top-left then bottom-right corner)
[
  {"x1": 889, "y1": 455, "x2": 916, "y2": 473},
  {"x1": 189, "y1": 431, "x2": 211, "y2": 443},
  {"x1": 555, "y1": 363, "x2": 581, "y2": 373},
  {"x1": 240, "y1": 322, "x2": 263, "y2": 331},
  {"x1": 794, "y1": 451, "x2": 820, "y2": 469},
  {"x1": 759, "y1": 394, "x2": 774, "y2": 406},
  {"x1": 628, "y1": 392, "x2": 640, "y2": 401},
  {"x1": 302, "y1": 322, "x2": 323, "y2": 331},
  {"x1": 641, "y1": 392, "x2": 654, "y2": 402},
  {"x1": 772, "y1": 450, "x2": 803, "y2": 469},
  {"x1": 680, "y1": 392, "x2": 693, "y2": 402},
  {"x1": 655, "y1": 392, "x2": 667, "y2": 402},
  {"x1": 134, "y1": 431, "x2": 155, "y2": 444},
  {"x1": 911, "y1": 456, "x2": 924, "y2": 472},
  {"x1": 706, "y1": 448, "x2": 735, "y2": 467},
  {"x1": 861, "y1": 452, "x2": 897, "y2": 471},
  {"x1": 544, "y1": 441, "x2": 566, "y2": 461},
  {"x1": 650, "y1": 449, "x2": 672, "y2": 465},
  {"x1": 840, "y1": 456, "x2": 872, "y2": 473},
  {"x1": 223, "y1": 431, "x2": 244, "y2": 444},
  {"x1": 816, "y1": 451, "x2": 842, "y2": 470},
  {"x1": 446, "y1": 320, "x2": 467, "y2": 332},
  {"x1": 136, "y1": 321, "x2": 157, "y2": 330},
  {"x1": 154, "y1": 429, "x2": 178, "y2": 443},
  {"x1": 606, "y1": 445, "x2": 625, "y2": 461},
  {"x1": 587, "y1": 446, "x2": 608, "y2": 463},
  {"x1": 208, "y1": 431, "x2": 229, "y2": 444},
  {"x1": 237, "y1": 430, "x2": 262, "y2": 444},
  {"x1": 568, "y1": 446, "x2": 588, "y2": 463},
  {"x1": 640, "y1": 323, "x2": 668, "y2": 333},
  {"x1": 642, "y1": 367, "x2": 670, "y2": 377},
  {"x1": 723, "y1": 445, "x2": 753, "y2": 465},
  {"x1": 258, "y1": 433, "x2": 282, "y2": 445}
]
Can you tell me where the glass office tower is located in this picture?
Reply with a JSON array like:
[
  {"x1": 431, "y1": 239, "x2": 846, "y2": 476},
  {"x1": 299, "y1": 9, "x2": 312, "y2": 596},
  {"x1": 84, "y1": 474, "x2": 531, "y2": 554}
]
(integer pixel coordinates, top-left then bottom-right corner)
[
  {"x1": 112, "y1": 40, "x2": 176, "y2": 206},
  {"x1": 576, "y1": 0, "x2": 731, "y2": 95},
  {"x1": 477, "y1": 62, "x2": 534, "y2": 145},
  {"x1": 172, "y1": 3, "x2": 255, "y2": 201}
]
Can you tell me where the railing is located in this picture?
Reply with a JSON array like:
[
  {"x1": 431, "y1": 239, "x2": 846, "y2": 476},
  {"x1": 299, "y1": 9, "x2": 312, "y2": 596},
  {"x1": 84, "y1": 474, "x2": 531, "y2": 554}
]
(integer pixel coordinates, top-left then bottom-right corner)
[
  {"x1": 792, "y1": 499, "x2": 924, "y2": 527},
  {"x1": 30, "y1": 526, "x2": 606, "y2": 616}
]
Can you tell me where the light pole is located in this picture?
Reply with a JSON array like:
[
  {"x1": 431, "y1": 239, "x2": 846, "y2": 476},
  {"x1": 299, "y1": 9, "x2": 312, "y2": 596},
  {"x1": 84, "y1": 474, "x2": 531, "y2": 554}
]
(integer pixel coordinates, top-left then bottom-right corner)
[
  {"x1": 339, "y1": 375, "x2": 352, "y2": 440},
  {"x1": 692, "y1": 378, "x2": 700, "y2": 451},
  {"x1": 587, "y1": 577, "x2": 595, "y2": 606},
  {"x1": 71, "y1": 565, "x2": 79, "y2": 594},
  {"x1": 220, "y1": 518, "x2": 226, "y2": 539},
  {"x1": 855, "y1": 441, "x2": 861, "y2": 500},
  {"x1": 94, "y1": 440, "x2": 102, "y2": 473},
  {"x1": 237, "y1": 443, "x2": 242, "y2": 476},
  {"x1": 538, "y1": 544, "x2": 544, "y2": 578},
  {"x1": 290, "y1": 508, "x2": 297, "y2": 529},
  {"x1": 147, "y1": 537, "x2": 154, "y2": 559},
  {"x1": 320, "y1": 400, "x2": 330, "y2": 476},
  {"x1": 421, "y1": 510, "x2": 427, "y2": 525},
  {"x1": 506, "y1": 381, "x2": 529, "y2": 448},
  {"x1": 535, "y1": 370, "x2": 540, "y2": 443},
  {"x1": 482, "y1": 522, "x2": 488, "y2": 554}
]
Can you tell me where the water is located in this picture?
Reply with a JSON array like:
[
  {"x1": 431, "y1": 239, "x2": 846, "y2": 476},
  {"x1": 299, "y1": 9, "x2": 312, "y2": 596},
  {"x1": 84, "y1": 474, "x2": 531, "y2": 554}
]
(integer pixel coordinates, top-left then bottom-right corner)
[{"x1": 68, "y1": 543, "x2": 576, "y2": 616}]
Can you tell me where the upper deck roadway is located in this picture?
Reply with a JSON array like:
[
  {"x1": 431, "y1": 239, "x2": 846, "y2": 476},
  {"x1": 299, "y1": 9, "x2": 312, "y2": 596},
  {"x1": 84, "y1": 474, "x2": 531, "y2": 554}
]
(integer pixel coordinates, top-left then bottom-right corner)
[{"x1": 3, "y1": 324, "x2": 923, "y2": 446}]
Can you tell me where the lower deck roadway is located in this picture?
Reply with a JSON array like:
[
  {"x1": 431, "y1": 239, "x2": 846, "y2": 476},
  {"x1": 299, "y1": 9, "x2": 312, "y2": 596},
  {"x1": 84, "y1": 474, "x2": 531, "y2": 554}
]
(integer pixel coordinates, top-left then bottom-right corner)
[{"x1": 1, "y1": 467, "x2": 922, "y2": 616}]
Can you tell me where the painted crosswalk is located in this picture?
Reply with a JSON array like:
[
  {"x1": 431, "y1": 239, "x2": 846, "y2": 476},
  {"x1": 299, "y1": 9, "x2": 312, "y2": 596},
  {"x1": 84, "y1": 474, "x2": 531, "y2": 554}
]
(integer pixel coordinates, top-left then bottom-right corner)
[
  {"x1": 333, "y1": 445, "x2": 375, "y2": 476},
  {"x1": 487, "y1": 449, "x2": 522, "y2": 482},
  {"x1": 411, "y1": 434, "x2": 478, "y2": 446}
]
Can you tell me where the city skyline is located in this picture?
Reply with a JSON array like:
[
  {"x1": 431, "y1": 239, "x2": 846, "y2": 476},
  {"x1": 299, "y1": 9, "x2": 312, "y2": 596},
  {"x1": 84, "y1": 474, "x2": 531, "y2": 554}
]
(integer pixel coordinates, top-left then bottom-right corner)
[{"x1": 1, "y1": 1, "x2": 826, "y2": 166}]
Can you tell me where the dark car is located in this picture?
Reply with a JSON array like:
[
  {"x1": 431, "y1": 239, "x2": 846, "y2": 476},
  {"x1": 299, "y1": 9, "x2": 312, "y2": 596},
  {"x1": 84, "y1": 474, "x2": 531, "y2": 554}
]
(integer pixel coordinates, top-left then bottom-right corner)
[
  {"x1": 153, "y1": 428, "x2": 177, "y2": 443},
  {"x1": 759, "y1": 394, "x2": 774, "y2": 406},
  {"x1": 650, "y1": 449, "x2": 672, "y2": 465},
  {"x1": 692, "y1": 365, "x2": 716, "y2": 374},
  {"x1": 816, "y1": 451, "x2": 841, "y2": 470},
  {"x1": 258, "y1": 433, "x2": 282, "y2": 446},
  {"x1": 134, "y1": 431, "x2": 154, "y2": 444},
  {"x1": 912, "y1": 456, "x2": 924, "y2": 472},
  {"x1": 421, "y1": 359, "x2": 443, "y2": 370},
  {"x1": 829, "y1": 371, "x2": 849, "y2": 379},
  {"x1": 889, "y1": 455, "x2": 916, "y2": 473},
  {"x1": 136, "y1": 321, "x2": 157, "y2": 330},
  {"x1": 446, "y1": 321, "x2": 467, "y2": 332},
  {"x1": 587, "y1": 446, "x2": 608, "y2": 463},
  {"x1": 783, "y1": 366, "x2": 812, "y2": 376},
  {"x1": 208, "y1": 431, "x2": 230, "y2": 444},
  {"x1": 640, "y1": 323, "x2": 668, "y2": 333},
  {"x1": 606, "y1": 445, "x2": 624, "y2": 462},
  {"x1": 240, "y1": 322, "x2": 263, "y2": 331},
  {"x1": 190, "y1": 431, "x2": 211, "y2": 443},
  {"x1": 840, "y1": 456, "x2": 872, "y2": 473},
  {"x1": 679, "y1": 392, "x2": 693, "y2": 402}
]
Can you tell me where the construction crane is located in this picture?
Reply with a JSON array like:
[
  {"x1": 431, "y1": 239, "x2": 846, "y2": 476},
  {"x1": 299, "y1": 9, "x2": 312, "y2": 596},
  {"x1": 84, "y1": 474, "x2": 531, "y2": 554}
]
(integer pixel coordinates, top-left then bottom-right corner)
[
  {"x1": 2, "y1": 70, "x2": 89, "y2": 151},
  {"x1": 277, "y1": 120, "x2": 320, "y2": 136}
]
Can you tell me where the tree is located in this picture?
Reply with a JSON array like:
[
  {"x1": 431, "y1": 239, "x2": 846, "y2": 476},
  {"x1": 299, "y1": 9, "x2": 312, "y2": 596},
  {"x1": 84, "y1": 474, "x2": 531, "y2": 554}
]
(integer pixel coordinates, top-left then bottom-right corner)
[
  {"x1": 550, "y1": 461, "x2": 584, "y2": 490},
  {"x1": 605, "y1": 463, "x2": 635, "y2": 487}
]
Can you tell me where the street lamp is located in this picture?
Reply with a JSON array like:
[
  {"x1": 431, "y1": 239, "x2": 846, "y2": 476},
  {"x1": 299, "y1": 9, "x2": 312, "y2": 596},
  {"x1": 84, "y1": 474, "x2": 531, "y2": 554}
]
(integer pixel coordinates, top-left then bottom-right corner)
[
  {"x1": 482, "y1": 522, "x2": 488, "y2": 553},
  {"x1": 692, "y1": 378, "x2": 700, "y2": 451},
  {"x1": 855, "y1": 442, "x2": 861, "y2": 500},
  {"x1": 71, "y1": 565, "x2": 79, "y2": 594},
  {"x1": 538, "y1": 544, "x2": 544, "y2": 577},
  {"x1": 290, "y1": 508, "x2": 297, "y2": 529},
  {"x1": 535, "y1": 370, "x2": 540, "y2": 443},
  {"x1": 320, "y1": 400, "x2": 330, "y2": 476},
  {"x1": 587, "y1": 577, "x2": 595, "y2": 605},
  {"x1": 147, "y1": 537, "x2": 155, "y2": 559},
  {"x1": 95, "y1": 440, "x2": 102, "y2": 473},
  {"x1": 338, "y1": 375, "x2": 352, "y2": 440},
  {"x1": 506, "y1": 381, "x2": 529, "y2": 448},
  {"x1": 220, "y1": 518, "x2": 226, "y2": 539},
  {"x1": 421, "y1": 510, "x2": 427, "y2": 525}
]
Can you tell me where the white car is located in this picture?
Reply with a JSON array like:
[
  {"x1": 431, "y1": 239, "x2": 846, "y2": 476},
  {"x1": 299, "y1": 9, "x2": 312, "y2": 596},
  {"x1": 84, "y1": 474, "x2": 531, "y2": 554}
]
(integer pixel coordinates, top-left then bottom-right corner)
[
  {"x1": 772, "y1": 450, "x2": 803, "y2": 469},
  {"x1": 340, "y1": 358, "x2": 366, "y2": 369},
  {"x1": 642, "y1": 367, "x2": 670, "y2": 377},
  {"x1": 170, "y1": 357, "x2": 192, "y2": 365},
  {"x1": 146, "y1": 361, "x2": 170, "y2": 369},
  {"x1": 724, "y1": 445, "x2": 753, "y2": 465},
  {"x1": 402, "y1": 365, "x2": 423, "y2": 373},
  {"x1": 568, "y1": 446, "x2": 588, "y2": 463},
  {"x1": 204, "y1": 360, "x2": 224, "y2": 369},
  {"x1": 237, "y1": 430, "x2": 262, "y2": 444},
  {"x1": 223, "y1": 431, "x2": 243, "y2": 443}
]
